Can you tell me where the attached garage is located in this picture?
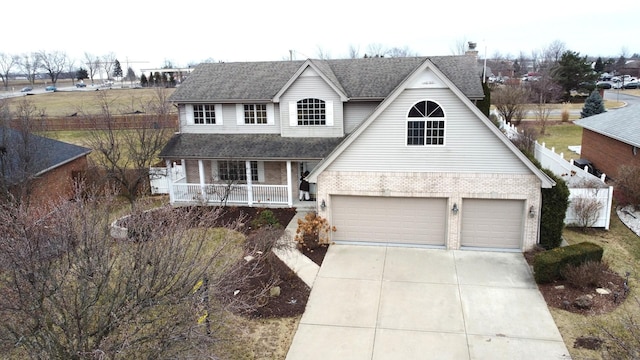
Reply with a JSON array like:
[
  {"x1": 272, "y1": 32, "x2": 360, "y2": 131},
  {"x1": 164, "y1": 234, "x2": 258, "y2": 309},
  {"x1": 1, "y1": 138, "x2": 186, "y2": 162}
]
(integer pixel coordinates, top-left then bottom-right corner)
[
  {"x1": 331, "y1": 196, "x2": 447, "y2": 246},
  {"x1": 460, "y1": 199, "x2": 524, "y2": 250}
]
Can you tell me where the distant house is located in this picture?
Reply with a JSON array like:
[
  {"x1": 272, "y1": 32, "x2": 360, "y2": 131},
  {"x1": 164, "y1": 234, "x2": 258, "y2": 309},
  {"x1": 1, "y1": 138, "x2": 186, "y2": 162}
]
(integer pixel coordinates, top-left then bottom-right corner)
[
  {"x1": 160, "y1": 56, "x2": 555, "y2": 252},
  {"x1": 574, "y1": 105, "x2": 640, "y2": 179},
  {"x1": 0, "y1": 127, "x2": 92, "y2": 207}
]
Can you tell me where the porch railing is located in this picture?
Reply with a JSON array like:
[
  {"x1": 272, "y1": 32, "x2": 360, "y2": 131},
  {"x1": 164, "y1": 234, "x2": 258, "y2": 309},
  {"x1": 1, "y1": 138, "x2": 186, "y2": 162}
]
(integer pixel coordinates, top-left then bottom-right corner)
[{"x1": 171, "y1": 183, "x2": 289, "y2": 206}]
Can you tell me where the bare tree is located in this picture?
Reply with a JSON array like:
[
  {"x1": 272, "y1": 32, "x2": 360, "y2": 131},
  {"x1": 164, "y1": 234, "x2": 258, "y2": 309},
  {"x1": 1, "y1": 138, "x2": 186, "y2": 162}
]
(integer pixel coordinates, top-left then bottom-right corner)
[
  {"x1": 348, "y1": 44, "x2": 361, "y2": 59},
  {"x1": 0, "y1": 192, "x2": 277, "y2": 358},
  {"x1": 0, "y1": 52, "x2": 19, "y2": 90},
  {"x1": 451, "y1": 37, "x2": 469, "y2": 55},
  {"x1": 387, "y1": 46, "x2": 416, "y2": 58},
  {"x1": 365, "y1": 43, "x2": 388, "y2": 58},
  {"x1": 315, "y1": 46, "x2": 332, "y2": 60},
  {"x1": 492, "y1": 84, "x2": 529, "y2": 125},
  {"x1": 616, "y1": 165, "x2": 640, "y2": 206},
  {"x1": 526, "y1": 71, "x2": 562, "y2": 134},
  {"x1": 83, "y1": 52, "x2": 101, "y2": 85},
  {"x1": 37, "y1": 50, "x2": 68, "y2": 85},
  {"x1": 540, "y1": 40, "x2": 566, "y2": 71},
  {"x1": 18, "y1": 53, "x2": 40, "y2": 85},
  {"x1": 0, "y1": 98, "x2": 47, "y2": 207},
  {"x1": 530, "y1": 49, "x2": 540, "y2": 73},
  {"x1": 65, "y1": 57, "x2": 77, "y2": 85},
  {"x1": 101, "y1": 52, "x2": 117, "y2": 81},
  {"x1": 83, "y1": 90, "x2": 173, "y2": 207}
]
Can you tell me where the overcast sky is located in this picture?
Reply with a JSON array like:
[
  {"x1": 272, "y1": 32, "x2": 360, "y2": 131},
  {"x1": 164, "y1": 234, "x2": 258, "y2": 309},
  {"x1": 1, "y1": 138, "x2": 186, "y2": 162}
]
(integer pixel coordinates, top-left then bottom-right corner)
[{"x1": 5, "y1": 0, "x2": 639, "y2": 74}]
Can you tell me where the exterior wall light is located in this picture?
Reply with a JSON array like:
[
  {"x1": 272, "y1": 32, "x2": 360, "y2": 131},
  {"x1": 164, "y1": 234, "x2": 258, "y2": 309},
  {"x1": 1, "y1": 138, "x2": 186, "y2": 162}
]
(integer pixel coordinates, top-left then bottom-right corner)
[
  {"x1": 529, "y1": 206, "x2": 536, "y2": 218},
  {"x1": 320, "y1": 199, "x2": 326, "y2": 211},
  {"x1": 452, "y1": 203, "x2": 459, "y2": 214}
]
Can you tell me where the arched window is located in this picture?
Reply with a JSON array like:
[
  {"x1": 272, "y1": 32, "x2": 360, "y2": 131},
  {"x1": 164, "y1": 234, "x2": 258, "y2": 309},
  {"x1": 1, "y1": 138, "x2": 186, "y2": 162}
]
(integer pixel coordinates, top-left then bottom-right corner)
[
  {"x1": 297, "y1": 98, "x2": 326, "y2": 125},
  {"x1": 407, "y1": 100, "x2": 445, "y2": 146}
]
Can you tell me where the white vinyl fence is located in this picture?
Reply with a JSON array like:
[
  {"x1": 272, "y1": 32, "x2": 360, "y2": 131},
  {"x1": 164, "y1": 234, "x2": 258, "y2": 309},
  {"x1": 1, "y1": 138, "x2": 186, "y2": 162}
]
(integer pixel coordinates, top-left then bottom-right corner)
[
  {"x1": 149, "y1": 163, "x2": 184, "y2": 195},
  {"x1": 502, "y1": 119, "x2": 614, "y2": 229}
]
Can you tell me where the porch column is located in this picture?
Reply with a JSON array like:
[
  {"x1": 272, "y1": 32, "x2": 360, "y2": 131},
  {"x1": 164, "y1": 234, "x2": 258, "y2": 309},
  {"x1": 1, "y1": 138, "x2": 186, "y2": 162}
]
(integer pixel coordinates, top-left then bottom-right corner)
[
  {"x1": 166, "y1": 159, "x2": 174, "y2": 203},
  {"x1": 245, "y1": 160, "x2": 253, "y2": 206},
  {"x1": 198, "y1": 160, "x2": 206, "y2": 197},
  {"x1": 286, "y1": 161, "x2": 293, "y2": 207}
]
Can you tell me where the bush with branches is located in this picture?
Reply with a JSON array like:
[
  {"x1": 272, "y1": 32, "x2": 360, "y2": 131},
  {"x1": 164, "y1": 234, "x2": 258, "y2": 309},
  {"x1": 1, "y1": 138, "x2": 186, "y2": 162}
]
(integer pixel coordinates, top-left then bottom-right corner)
[
  {"x1": 295, "y1": 212, "x2": 336, "y2": 252},
  {"x1": 570, "y1": 195, "x2": 604, "y2": 230},
  {"x1": 616, "y1": 165, "x2": 640, "y2": 207}
]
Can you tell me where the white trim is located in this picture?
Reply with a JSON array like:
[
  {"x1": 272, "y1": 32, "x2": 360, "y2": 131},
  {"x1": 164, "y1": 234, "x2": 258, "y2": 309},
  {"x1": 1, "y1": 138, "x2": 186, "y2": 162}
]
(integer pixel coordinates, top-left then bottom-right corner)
[
  {"x1": 215, "y1": 104, "x2": 224, "y2": 125},
  {"x1": 289, "y1": 101, "x2": 297, "y2": 126},
  {"x1": 267, "y1": 103, "x2": 275, "y2": 125},
  {"x1": 185, "y1": 104, "x2": 194, "y2": 124},
  {"x1": 326, "y1": 100, "x2": 334, "y2": 126},
  {"x1": 236, "y1": 104, "x2": 244, "y2": 125}
]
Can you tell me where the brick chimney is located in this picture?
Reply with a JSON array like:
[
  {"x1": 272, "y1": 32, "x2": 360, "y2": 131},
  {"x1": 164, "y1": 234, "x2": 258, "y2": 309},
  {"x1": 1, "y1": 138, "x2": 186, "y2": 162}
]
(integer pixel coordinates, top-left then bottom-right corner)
[{"x1": 465, "y1": 41, "x2": 478, "y2": 59}]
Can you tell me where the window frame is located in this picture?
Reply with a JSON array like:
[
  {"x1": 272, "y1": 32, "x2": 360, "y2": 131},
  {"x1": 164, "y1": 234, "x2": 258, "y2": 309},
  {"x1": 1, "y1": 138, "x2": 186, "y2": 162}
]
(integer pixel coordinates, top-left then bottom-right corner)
[
  {"x1": 297, "y1": 98, "x2": 326, "y2": 126},
  {"x1": 217, "y1": 160, "x2": 259, "y2": 182},
  {"x1": 193, "y1": 104, "x2": 216, "y2": 125},
  {"x1": 244, "y1": 104, "x2": 268, "y2": 124},
  {"x1": 406, "y1": 100, "x2": 446, "y2": 146}
]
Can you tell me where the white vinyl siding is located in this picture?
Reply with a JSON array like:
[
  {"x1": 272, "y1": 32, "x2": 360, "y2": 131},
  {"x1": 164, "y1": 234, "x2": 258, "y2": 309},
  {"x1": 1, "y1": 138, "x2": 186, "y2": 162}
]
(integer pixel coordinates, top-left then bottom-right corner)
[
  {"x1": 344, "y1": 101, "x2": 379, "y2": 133},
  {"x1": 179, "y1": 104, "x2": 280, "y2": 134},
  {"x1": 326, "y1": 88, "x2": 531, "y2": 174},
  {"x1": 280, "y1": 72, "x2": 343, "y2": 137}
]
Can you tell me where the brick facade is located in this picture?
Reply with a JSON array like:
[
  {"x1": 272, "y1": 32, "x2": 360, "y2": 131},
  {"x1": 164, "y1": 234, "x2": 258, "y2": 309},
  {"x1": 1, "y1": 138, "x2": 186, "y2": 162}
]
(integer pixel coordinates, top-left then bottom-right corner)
[
  {"x1": 316, "y1": 171, "x2": 542, "y2": 251},
  {"x1": 581, "y1": 129, "x2": 640, "y2": 179},
  {"x1": 21, "y1": 156, "x2": 89, "y2": 209}
]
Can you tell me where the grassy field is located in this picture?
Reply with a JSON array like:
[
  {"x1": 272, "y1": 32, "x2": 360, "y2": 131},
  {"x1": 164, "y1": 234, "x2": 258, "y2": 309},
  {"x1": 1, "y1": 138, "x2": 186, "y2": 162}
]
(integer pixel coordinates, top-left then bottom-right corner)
[{"x1": 3, "y1": 87, "x2": 176, "y2": 117}]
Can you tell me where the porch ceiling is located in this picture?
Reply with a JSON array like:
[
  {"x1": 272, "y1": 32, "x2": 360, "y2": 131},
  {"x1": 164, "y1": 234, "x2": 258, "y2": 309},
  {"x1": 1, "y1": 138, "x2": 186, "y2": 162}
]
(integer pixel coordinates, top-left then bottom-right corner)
[{"x1": 160, "y1": 133, "x2": 344, "y2": 160}]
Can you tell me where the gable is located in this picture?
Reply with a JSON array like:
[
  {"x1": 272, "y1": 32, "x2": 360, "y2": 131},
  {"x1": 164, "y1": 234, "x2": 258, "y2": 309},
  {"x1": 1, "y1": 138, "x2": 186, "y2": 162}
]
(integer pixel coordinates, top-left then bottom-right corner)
[
  {"x1": 325, "y1": 87, "x2": 531, "y2": 174},
  {"x1": 308, "y1": 61, "x2": 554, "y2": 188}
]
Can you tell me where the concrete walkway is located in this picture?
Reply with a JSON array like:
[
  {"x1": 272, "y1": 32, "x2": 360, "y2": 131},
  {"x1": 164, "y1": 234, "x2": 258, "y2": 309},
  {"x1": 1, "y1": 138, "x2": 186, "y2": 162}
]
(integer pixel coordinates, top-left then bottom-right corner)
[{"x1": 285, "y1": 245, "x2": 571, "y2": 360}]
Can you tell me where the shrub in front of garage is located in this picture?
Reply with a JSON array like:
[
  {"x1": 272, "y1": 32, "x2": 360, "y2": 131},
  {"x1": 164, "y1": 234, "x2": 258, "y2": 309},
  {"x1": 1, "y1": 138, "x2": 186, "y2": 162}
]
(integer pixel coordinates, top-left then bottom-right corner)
[{"x1": 533, "y1": 241, "x2": 604, "y2": 283}]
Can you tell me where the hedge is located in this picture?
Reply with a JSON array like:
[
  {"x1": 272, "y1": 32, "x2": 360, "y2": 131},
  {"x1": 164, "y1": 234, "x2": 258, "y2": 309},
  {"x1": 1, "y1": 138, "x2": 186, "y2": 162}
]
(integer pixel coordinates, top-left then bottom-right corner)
[{"x1": 533, "y1": 241, "x2": 604, "y2": 283}]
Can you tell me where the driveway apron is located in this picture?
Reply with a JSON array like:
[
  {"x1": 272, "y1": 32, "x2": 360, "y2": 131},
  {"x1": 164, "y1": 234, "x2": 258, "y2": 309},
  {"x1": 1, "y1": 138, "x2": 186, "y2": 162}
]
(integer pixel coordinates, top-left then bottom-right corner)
[{"x1": 285, "y1": 245, "x2": 571, "y2": 360}]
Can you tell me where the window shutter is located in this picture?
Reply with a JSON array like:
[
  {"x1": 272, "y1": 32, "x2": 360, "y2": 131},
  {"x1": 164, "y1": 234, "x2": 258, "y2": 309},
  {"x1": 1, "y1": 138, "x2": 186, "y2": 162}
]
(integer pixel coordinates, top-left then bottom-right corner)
[
  {"x1": 325, "y1": 100, "x2": 334, "y2": 126},
  {"x1": 289, "y1": 102, "x2": 297, "y2": 126},
  {"x1": 216, "y1": 104, "x2": 223, "y2": 125},
  {"x1": 267, "y1": 104, "x2": 275, "y2": 125},
  {"x1": 185, "y1": 104, "x2": 194, "y2": 124},
  {"x1": 236, "y1": 104, "x2": 244, "y2": 125}
]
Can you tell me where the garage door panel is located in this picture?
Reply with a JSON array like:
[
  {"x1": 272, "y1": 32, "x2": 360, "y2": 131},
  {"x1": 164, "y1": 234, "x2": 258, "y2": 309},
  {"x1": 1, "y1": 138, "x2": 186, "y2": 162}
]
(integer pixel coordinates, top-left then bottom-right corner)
[
  {"x1": 461, "y1": 199, "x2": 524, "y2": 249},
  {"x1": 331, "y1": 196, "x2": 446, "y2": 246}
]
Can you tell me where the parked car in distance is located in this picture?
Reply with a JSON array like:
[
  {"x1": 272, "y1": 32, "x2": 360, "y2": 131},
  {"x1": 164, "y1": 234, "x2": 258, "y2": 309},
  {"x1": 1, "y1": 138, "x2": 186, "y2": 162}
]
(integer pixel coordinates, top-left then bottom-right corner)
[
  {"x1": 45, "y1": 85, "x2": 56, "y2": 91},
  {"x1": 624, "y1": 81, "x2": 640, "y2": 89},
  {"x1": 20, "y1": 86, "x2": 33, "y2": 92},
  {"x1": 596, "y1": 81, "x2": 612, "y2": 89},
  {"x1": 76, "y1": 83, "x2": 86, "y2": 88}
]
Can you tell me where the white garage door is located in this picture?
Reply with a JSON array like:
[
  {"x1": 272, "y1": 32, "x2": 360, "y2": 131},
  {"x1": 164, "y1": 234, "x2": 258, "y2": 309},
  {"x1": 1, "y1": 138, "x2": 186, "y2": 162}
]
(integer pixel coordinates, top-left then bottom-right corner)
[
  {"x1": 460, "y1": 199, "x2": 524, "y2": 249},
  {"x1": 331, "y1": 196, "x2": 447, "y2": 246}
]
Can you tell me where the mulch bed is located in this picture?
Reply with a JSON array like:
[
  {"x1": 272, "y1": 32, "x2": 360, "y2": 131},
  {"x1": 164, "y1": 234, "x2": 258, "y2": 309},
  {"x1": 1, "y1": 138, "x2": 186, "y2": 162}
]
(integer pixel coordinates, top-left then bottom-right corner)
[{"x1": 524, "y1": 247, "x2": 628, "y2": 315}]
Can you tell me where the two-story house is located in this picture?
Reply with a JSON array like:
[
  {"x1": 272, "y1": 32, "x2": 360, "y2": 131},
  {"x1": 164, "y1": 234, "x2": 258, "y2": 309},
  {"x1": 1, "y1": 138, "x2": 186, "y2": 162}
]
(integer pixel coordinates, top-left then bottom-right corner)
[{"x1": 160, "y1": 56, "x2": 554, "y2": 251}]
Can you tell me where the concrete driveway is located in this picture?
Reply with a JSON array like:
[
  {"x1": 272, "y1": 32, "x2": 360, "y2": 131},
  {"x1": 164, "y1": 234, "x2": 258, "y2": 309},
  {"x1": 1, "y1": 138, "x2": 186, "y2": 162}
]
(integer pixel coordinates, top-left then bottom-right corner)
[{"x1": 285, "y1": 245, "x2": 571, "y2": 360}]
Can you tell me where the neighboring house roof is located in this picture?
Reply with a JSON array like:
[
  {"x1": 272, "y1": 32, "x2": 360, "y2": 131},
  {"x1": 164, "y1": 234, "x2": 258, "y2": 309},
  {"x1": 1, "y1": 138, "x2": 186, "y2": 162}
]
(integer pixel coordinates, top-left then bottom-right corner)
[
  {"x1": 160, "y1": 134, "x2": 344, "y2": 160},
  {"x1": 574, "y1": 105, "x2": 640, "y2": 147},
  {"x1": 168, "y1": 56, "x2": 485, "y2": 103},
  {"x1": 0, "y1": 128, "x2": 92, "y2": 185}
]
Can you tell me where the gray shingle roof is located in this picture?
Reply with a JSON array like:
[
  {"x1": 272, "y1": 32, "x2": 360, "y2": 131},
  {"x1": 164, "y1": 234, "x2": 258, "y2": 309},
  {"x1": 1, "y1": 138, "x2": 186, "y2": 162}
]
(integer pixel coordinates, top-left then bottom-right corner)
[
  {"x1": 574, "y1": 105, "x2": 640, "y2": 147},
  {"x1": 160, "y1": 134, "x2": 344, "y2": 160},
  {"x1": 0, "y1": 128, "x2": 92, "y2": 184},
  {"x1": 169, "y1": 56, "x2": 485, "y2": 103}
]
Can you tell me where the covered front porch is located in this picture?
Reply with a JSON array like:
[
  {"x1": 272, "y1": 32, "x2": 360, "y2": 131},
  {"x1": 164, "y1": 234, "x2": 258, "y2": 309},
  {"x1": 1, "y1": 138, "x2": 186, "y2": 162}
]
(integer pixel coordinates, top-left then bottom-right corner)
[{"x1": 165, "y1": 158, "x2": 316, "y2": 209}]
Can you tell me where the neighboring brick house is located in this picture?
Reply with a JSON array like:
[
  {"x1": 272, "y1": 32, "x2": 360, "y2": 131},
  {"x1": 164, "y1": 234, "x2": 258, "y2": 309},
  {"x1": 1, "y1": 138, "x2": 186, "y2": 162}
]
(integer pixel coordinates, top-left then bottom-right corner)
[
  {"x1": 574, "y1": 105, "x2": 640, "y2": 180},
  {"x1": 160, "y1": 56, "x2": 554, "y2": 251},
  {"x1": 0, "y1": 127, "x2": 91, "y2": 208}
]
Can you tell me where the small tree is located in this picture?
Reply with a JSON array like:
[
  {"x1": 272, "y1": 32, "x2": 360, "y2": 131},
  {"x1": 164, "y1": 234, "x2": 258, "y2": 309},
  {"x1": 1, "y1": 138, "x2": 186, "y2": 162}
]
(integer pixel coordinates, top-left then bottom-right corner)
[
  {"x1": 492, "y1": 84, "x2": 529, "y2": 125},
  {"x1": 112, "y1": 59, "x2": 123, "y2": 80},
  {"x1": 580, "y1": 90, "x2": 606, "y2": 118},
  {"x1": 140, "y1": 73, "x2": 148, "y2": 87},
  {"x1": 76, "y1": 67, "x2": 88, "y2": 81}
]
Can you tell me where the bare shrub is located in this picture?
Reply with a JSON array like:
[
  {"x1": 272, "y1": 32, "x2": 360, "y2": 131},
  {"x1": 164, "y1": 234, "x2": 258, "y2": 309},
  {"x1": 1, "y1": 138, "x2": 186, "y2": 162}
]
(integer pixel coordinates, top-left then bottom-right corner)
[
  {"x1": 598, "y1": 297, "x2": 640, "y2": 359},
  {"x1": 295, "y1": 212, "x2": 336, "y2": 249},
  {"x1": 0, "y1": 190, "x2": 262, "y2": 359},
  {"x1": 561, "y1": 102, "x2": 571, "y2": 122},
  {"x1": 561, "y1": 260, "x2": 609, "y2": 289},
  {"x1": 616, "y1": 165, "x2": 640, "y2": 207},
  {"x1": 510, "y1": 125, "x2": 539, "y2": 155},
  {"x1": 571, "y1": 195, "x2": 604, "y2": 230},
  {"x1": 492, "y1": 84, "x2": 529, "y2": 126}
]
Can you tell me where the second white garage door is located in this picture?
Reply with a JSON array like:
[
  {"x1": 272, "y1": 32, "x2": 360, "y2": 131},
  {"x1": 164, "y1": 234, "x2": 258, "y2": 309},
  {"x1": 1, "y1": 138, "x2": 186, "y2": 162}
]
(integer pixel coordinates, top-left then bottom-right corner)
[
  {"x1": 460, "y1": 199, "x2": 524, "y2": 249},
  {"x1": 331, "y1": 196, "x2": 447, "y2": 246}
]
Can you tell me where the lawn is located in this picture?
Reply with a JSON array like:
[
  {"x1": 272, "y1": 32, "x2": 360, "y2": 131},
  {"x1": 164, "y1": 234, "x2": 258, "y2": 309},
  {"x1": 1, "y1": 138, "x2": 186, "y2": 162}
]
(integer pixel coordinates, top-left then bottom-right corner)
[{"x1": 533, "y1": 111, "x2": 640, "y2": 358}]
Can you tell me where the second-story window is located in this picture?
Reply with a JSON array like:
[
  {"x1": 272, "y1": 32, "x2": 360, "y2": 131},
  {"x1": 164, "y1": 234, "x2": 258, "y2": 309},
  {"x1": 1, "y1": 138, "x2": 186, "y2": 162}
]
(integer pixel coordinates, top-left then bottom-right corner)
[
  {"x1": 297, "y1": 98, "x2": 326, "y2": 125},
  {"x1": 244, "y1": 104, "x2": 268, "y2": 124},
  {"x1": 407, "y1": 100, "x2": 446, "y2": 146},
  {"x1": 193, "y1": 104, "x2": 216, "y2": 124}
]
